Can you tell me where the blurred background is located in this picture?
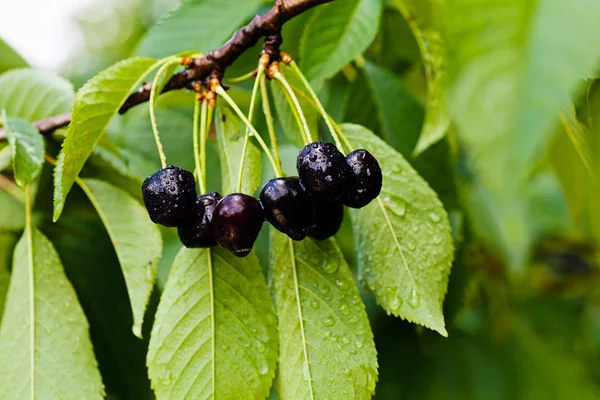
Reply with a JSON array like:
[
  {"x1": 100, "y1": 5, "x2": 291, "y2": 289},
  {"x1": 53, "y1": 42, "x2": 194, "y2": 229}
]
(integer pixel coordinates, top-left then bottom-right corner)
[{"x1": 1, "y1": 0, "x2": 600, "y2": 399}]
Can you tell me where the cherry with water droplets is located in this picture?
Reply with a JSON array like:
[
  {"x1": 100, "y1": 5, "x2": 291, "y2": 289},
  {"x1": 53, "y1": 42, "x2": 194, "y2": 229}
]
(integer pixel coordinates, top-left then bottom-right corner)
[
  {"x1": 343, "y1": 149, "x2": 382, "y2": 208},
  {"x1": 142, "y1": 165, "x2": 196, "y2": 227},
  {"x1": 177, "y1": 192, "x2": 221, "y2": 248},
  {"x1": 296, "y1": 141, "x2": 349, "y2": 202}
]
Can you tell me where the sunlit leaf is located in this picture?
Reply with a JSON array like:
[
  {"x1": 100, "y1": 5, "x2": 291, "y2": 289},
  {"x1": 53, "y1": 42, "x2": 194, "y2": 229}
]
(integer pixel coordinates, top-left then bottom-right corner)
[
  {"x1": 0, "y1": 233, "x2": 17, "y2": 322},
  {"x1": 300, "y1": 0, "x2": 382, "y2": 82},
  {"x1": 0, "y1": 38, "x2": 28, "y2": 74},
  {"x1": 79, "y1": 178, "x2": 162, "y2": 337},
  {"x1": 137, "y1": 0, "x2": 263, "y2": 59},
  {"x1": 343, "y1": 124, "x2": 453, "y2": 335},
  {"x1": 0, "y1": 68, "x2": 73, "y2": 122},
  {"x1": 53, "y1": 57, "x2": 159, "y2": 221},
  {"x1": 215, "y1": 106, "x2": 262, "y2": 195},
  {"x1": 147, "y1": 246, "x2": 278, "y2": 399},
  {"x1": 1, "y1": 114, "x2": 44, "y2": 186},
  {"x1": 0, "y1": 227, "x2": 104, "y2": 398},
  {"x1": 393, "y1": 0, "x2": 451, "y2": 155},
  {"x1": 270, "y1": 230, "x2": 378, "y2": 399}
]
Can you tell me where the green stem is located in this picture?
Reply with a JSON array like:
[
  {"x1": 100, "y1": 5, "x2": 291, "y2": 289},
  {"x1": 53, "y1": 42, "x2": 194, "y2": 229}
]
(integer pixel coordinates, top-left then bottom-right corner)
[
  {"x1": 226, "y1": 69, "x2": 257, "y2": 84},
  {"x1": 273, "y1": 71, "x2": 313, "y2": 145},
  {"x1": 196, "y1": 98, "x2": 208, "y2": 193},
  {"x1": 149, "y1": 58, "x2": 182, "y2": 168},
  {"x1": 215, "y1": 85, "x2": 283, "y2": 177},
  {"x1": 288, "y1": 61, "x2": 345, "y2": 152},
  {"x1": 237, "y1": 65, "x2": 265, "y2": 193},
  {"x1": 203, "y1": 103, "x2": 213, "y2": 189},
  {"x1": 260, "y1": 75, "x2": 282, "y2": 171}
]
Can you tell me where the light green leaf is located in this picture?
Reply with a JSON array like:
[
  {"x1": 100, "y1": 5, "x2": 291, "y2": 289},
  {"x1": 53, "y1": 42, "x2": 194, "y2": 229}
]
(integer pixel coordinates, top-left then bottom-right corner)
[
  {"x1": 215, "y1": 106, "x2": 262, "y2": 195},
  {"x1": 444, "y1": 0, "x2": 600, "y2": 273},
  {"x1": 393, "y1": 0, "x2": 451, "y2": 155},
  {"x1": 53, "y1": 57, "x2": 159, "y2": 221},
  {"x1": 0, "y1": 38, "x2": 28, "y2": 74},
  {"x1": 78, "y1": 178, "x2": 162, "y2": 337},
  {"x1": 343, "y1": 61, "x2": 424, "y2": 157},
  {"x1": 300, "y1": 0, "x2": 382, "y2": 82},
  {"x1": 270, "y1": 230, "x2": 378, "y2": 399},
  {"x1": 271, "y1": 66, "x2": 319, "y2": 148},
  {"x1": 0, "y1": 68, "x2": 73, "y2": 122},
  {"x1": 137, "y1": 0, "x2": 263, "y2": 59},
  {"x1": 0, "y1": 228, "x2": 104, "y2": 399},
  {"x1": 2, "y1": 114, "x2": 44, "y2": 186},
  {"x1": 0, "y1": 146, "x2": 11, "y2": 171},
  {"x1": 148, "y1": 246, "x2": 278, "y2": 399},
  {"x1": 343, "y1": 124, "x2": 453, "y2": 335},
  {"x1": 0, "y1": 233, "x2": 17, "y2": 322}
]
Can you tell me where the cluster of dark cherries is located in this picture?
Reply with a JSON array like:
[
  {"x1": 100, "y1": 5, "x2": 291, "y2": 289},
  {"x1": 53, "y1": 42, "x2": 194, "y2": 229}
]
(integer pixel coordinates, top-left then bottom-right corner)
[{"x1": 142, "y1": 141, "x2": 382, "y2": 257}]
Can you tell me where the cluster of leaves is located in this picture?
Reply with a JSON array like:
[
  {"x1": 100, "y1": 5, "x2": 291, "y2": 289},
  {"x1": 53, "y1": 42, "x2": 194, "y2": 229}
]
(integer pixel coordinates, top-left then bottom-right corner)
[{"x1": 1, "y1": 0, "x2": 600, "y2": 398}]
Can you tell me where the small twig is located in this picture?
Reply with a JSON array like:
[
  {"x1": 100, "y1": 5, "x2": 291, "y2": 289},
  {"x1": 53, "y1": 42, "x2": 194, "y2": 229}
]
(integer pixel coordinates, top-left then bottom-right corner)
[{"x1": 0, "y1": 112, "x2": 72, "y2": 140}]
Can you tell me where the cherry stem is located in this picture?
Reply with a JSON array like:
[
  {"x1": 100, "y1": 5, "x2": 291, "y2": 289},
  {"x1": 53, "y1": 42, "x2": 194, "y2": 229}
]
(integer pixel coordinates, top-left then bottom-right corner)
[
  {"x1": 236, "y1": 64, "x2": 265, "y2": 193},
  {"x1": 194, "y1": 96, "x2": 207, "y2": 193},
  {"x1": 260, "y1": 74, "x2": 282, "y2": 171},
  {"x1": 226, "y1": 69, "x2": 258, "y2": 84},
  {"x1": 215, "y1": 85, "x2": 283, "y2": 177},
  {"x1": 273, "y1": 71, "x2": 312, "y2": 145},
  {"x1": 149, "y1": 57, "x2": 182, "y2": 168},
  {"x1": 203, "y1": 103, "x2": 213, "y2": 192},
  {"x1": 287, "y1": 61, "x2": 345, "y2": 152}
]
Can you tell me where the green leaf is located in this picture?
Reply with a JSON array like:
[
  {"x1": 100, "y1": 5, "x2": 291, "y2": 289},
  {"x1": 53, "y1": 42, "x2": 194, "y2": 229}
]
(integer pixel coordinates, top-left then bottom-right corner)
[
  {"x1": 269, "y1": 231, "x2": 378, "y2": 399},
  {"x1": 0, "y1": 68, "x2": 73, "y2": 122},
  {"x1": 343, "y1": 61, "x2": 424, "y2": 157},
  {"x1": 343, "y1": 124, "x2": 453, "y2": 335},
  {"x1": 0, "y1": 146, "x2": 11, "y2": 171},
  {"x1": 78, "y1": 178, "x2": 162, "y2": 337},
  {"x1": 0, "y1": 233, "x2": 17, "y2": 322},
  {"x1": 271, "y1": 66, "x2": 319, "y2": 148},
  {"x1": 0, "y1": 228, "x2": 104, "y2": 399},
  {"x1": 0, "y1": 38, "x2": 28, "y2": 74},
  {"x1": 136, "y1": 0, "x2": 263, "y2": 59},
  {"x1": 0, "y1": 190, "x2": 25, "y2": 232},
  {"x1": 215, "y1": 106, "x2": 262, "y2": 194},
  {"x1": 147, "y1": 246, "x2": 278, "y2": 399},
  {"x1": 300, "y1": 0, "x2": 382, "y2": 82},
  {"x1": 444, "y1": 0, "x2": 600, "y2": 272},
  {"x1": 1, "y1": 114, "x2": 44, "y2": 186},
  {"x1": 53, "y1": 57, "x2": 159, "y2": 221},
  {"x1": 393, "y1": 0, "x2": 451, "y2": 155}
]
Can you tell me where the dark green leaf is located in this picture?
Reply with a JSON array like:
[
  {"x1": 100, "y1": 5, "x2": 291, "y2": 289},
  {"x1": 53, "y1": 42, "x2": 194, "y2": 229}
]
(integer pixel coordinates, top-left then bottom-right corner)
[
  {"x1": 300, "y1": 0, "x2": 382, "y2": 82},
  {"x1": 2, "y1": 114, "x2": 44, "y2": 186},
  {"x1": 137, "y1": 0, "x2": 263, "y2": 59},
  {"x1": 53, "y1": 57, "x2": 159, "y2": 221},
  {"x1": 270, "y1": 230, "x2": 378, "y2": 399},
  {"x1": 343, "y1": 124, "x2": 453, "y2": 335}
]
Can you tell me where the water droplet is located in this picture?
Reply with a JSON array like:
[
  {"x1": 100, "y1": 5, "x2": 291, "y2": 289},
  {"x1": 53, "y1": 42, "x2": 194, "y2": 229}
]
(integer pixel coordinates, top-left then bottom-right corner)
[
  {"x1": 159, "y1": 369, "x2": 172, "y2": 385},
  {"x1": 366, "y1": 369, "x2": 377, "y2": 392},
  {"x1": 256, "y1": 340, "x2": 265, "y2": 353},
  {"x1": 349, "y1": 315, "x2": 359, "y2": 324},
  {"x1": 411, "y1": 224, "x2": 419, "y2": 233},
  {"x1": 356, "y1": 341, "x2": 364, "y2": 349},
  {"x1": 335, "y1": 279, "x2": 344, "y2": 287},
  {"x1": 322, "y1": 259, "x2": 338, "y2": 274},
  {"x1": 366, "y1": 276, "x2": 376, "y2": 291},
  {"x1": 408, "y1": 288, "x2": 420, "y2": 308},
  {"x1": 319, "y1": 286, "x2": 331, "y2": 296},
  {"x1": 341, "y1": 336, "x2": 351, "y2": 345},
  {"x1": 249, "y1": 131, "x2": 255, "y2": 136},
  {"x1": 429, "y1": 212, "x2": 441, "y2": 223},
  {"x1": 433, "y1": 235, "x2": 442, "y2": 244},
  {"x1": 389, "y1": 297, "x2": 401, "y2": 311},
  {"x1": 339, "y1": 303, "x2": 350, "y2": 315},
  {"x1": 386, "y1": 198, "x2": 407, "y2": 217},
  {"x1": 407, "y1": 241, "x2": 416, "y2": 251},
  {"x1": 310, "y1": 300, "x2": 320, "y2": 309},
  {"x1": 322, "y1": 316, "x2": 336, "y2": 327},
  {"x1": 222, "y1": 344, "x2": 229, "y2": 351},
  {"x1": 259, "y1": 364, "x2": 269, "y2": 375}
]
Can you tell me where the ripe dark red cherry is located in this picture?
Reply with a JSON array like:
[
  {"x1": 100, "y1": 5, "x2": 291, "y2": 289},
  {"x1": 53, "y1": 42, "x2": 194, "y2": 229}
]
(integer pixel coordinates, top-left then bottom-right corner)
[
  {"x1": 212, "y1": 193, "x2": 264, "y2": 257},
  {"x1": 260, "y1": 177, "x2": 314, "y2": 241},
  {"x1": 177, "y1": 192, "x2": 221, "y2": 248},
  {"x1": 307, "y1": 197, "x2": 344, "y2": 240},
  {"x1": 297, "y1": 141, "x2": 349, "y2": 202},
  {"x1": 343, "y1": 149, "x2": 382, "y2": 208},
  {"x1": 142, "y1": 165, "x2": 196, "y2": 227}
]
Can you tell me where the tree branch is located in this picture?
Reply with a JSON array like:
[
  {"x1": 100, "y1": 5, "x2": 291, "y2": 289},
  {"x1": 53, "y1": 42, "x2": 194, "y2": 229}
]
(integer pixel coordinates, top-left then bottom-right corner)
[{"x1": 0, "y1": 0, "x2": 331, "y2": 141}]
